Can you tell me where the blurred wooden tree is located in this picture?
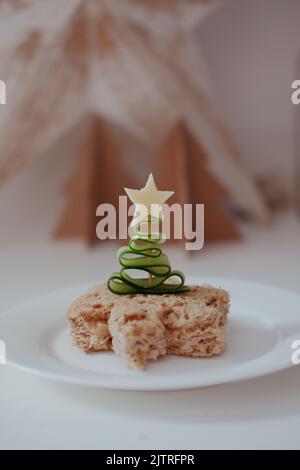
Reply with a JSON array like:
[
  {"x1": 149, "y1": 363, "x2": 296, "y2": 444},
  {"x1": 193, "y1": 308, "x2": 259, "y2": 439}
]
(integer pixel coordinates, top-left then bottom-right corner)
[
  {"x1": 154, "y1": 121, "x2": 241, "y2": 243},
  {"x1": 0, "y1": 0, "x2": 269, "y2": 224},
  {"x1": 55, "y1": 115, "x2": 137, "y2": 245}
]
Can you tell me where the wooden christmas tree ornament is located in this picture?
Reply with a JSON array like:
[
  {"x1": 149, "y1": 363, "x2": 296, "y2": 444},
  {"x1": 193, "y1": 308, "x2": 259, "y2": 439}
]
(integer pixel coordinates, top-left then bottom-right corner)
[
  {"x1": 54, "y1": 115, "x2": 137, "y2": 245},
  {"x1": 153, "y1": 121, "x2": 241, "y2": 243}
]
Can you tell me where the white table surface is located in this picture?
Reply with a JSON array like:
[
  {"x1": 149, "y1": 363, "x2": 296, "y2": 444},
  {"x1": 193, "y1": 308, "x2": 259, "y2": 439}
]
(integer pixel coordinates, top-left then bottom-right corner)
[{"x1": 1, "y1": 211, "x2": 300, "y2": 450}]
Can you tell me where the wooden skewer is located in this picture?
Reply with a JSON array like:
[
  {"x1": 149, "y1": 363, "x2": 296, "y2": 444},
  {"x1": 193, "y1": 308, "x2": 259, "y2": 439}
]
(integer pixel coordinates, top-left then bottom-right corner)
[{"x1": 148, "y1": 217, "x2": 153, "y2": 288}]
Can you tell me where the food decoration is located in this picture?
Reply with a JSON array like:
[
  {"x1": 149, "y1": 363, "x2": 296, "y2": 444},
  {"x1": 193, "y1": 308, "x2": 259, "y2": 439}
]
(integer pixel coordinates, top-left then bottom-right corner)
[{"x1": 108, "y1": 174, "x2": 189, "y2": 294}]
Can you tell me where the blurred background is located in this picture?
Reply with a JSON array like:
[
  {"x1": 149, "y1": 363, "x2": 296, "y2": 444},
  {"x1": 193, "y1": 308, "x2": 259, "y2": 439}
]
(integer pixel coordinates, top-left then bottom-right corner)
[{"x1": 0, "y1": 0, "x2": 299, "y2": 307}]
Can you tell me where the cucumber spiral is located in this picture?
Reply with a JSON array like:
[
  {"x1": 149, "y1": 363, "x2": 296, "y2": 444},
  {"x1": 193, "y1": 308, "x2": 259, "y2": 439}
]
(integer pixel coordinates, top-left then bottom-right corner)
[{"x1": 107, "y1": 224, "x2": 189, "y2": 295}]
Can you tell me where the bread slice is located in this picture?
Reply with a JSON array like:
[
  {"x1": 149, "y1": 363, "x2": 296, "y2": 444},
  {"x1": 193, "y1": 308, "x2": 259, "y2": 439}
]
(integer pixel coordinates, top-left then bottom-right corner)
[
  {"x1": 67, "y1": 283, "x2": 230, "y2": 369},
  {"x1": 109, "y1": 299, "x2": 167, "y2": 370},
  {"x1": 67, "y1": 283, "x2": 118, "y2": 352}
]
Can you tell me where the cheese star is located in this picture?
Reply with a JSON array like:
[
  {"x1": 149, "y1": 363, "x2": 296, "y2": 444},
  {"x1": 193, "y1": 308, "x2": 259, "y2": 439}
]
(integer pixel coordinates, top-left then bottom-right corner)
[{"x1": 125, "y1": 173, "x2": 174, "y2": 226}]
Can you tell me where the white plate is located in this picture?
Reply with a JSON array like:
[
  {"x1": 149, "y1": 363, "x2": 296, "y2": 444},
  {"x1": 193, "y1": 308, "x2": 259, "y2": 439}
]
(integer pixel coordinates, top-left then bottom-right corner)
[{"x1": 0, "y1": 277, "x2": 299, "y2": 391}]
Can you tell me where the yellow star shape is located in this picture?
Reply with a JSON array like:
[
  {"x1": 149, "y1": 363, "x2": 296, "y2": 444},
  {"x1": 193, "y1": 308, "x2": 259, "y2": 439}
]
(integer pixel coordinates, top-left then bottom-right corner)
[{"x1": 125, "y1": 173, "x2": 174, "y2": 226}]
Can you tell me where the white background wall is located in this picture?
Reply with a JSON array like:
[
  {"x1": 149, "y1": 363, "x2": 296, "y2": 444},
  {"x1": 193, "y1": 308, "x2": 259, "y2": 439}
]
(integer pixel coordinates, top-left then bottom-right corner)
[{"x1": 199, "y1": 0, "x2": 300, "y2": 196}]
